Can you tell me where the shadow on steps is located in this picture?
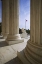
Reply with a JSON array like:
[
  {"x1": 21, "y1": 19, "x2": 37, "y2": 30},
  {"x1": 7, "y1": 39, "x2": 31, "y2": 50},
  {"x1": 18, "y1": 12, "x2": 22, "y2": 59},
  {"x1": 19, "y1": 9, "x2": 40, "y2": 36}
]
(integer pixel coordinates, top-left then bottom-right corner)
[
  {"x1": 0, "y1": 41, "x2": 9, "y2": 47},
  {"x1": 5, "y1": 56, "x2": 23, "y2": 64}
]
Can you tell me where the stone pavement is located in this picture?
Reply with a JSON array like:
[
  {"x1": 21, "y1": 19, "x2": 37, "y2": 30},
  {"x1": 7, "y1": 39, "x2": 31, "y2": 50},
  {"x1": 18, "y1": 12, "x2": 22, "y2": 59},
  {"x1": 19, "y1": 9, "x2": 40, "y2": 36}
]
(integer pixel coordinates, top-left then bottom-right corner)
[{"x1": 0, "y1": 36, "x2": 30, "y2": 64}]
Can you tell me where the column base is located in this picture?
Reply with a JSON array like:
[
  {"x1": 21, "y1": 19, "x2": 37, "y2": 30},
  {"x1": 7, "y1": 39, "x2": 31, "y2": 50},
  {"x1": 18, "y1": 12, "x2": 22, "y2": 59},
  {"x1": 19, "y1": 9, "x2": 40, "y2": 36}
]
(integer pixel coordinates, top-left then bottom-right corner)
[
  {"x1": 17, "y1": 50, "x2": 30, "y2": 64},
  {"x1": 0, "y1": 35, "x2": 3, "y2": 39},
  {"x1": 6, "y1": 34, "x2": 24, "y2": 45},
  {"x1": 17, "y1": 39, "x2": 42, "y2": 64},
  {"x1": 6, "y1": 39, "x2": 24, "y2": 45},
  {"x1": 2, "y1": 33, "x2": 9, "y2": 39}
]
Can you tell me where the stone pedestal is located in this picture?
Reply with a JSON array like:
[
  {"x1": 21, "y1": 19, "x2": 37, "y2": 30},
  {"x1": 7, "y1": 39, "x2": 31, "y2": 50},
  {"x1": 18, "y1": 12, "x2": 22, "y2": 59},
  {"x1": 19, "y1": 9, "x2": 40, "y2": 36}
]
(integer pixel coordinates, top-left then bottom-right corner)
[
  {"x1": 6, "y1": 0, "x2": 24, "y2": 44},
  {"x1": 18, "y1": 0, "x2": 42, "y2": 64}
]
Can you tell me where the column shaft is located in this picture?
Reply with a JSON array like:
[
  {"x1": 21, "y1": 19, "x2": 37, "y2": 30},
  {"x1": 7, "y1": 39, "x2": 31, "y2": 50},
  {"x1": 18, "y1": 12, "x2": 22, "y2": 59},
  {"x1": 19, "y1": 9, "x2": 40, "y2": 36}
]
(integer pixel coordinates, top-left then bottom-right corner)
[
  {"x1": 30, "y1": 0, "x2": 35, "y2": 43},
  {"x1": 40, "y1": 0, "x2": 42, "y2": 44},
  {"x1": 24, "y1": 0, "x2": 42, "y2": 63},
  {"x1": 6, "y1": 0, "x2": 23, "y2": 44},
  {"x1": 30, "y1": 0, "x2": 42, "y2": 45},
  {"x1": 9, "y1": 0, "x2": 19, "y2": 35},
  {"x1": 2, "y1": 0, "x2": 9, "y2": 38}
]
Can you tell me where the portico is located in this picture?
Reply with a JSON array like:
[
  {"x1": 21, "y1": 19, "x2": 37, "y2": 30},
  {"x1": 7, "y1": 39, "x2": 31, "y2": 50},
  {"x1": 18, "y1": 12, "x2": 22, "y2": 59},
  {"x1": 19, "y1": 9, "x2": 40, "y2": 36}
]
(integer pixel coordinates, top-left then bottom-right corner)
[{"x1": 0, "y1": 0, "x2": 42, "y2": 64}]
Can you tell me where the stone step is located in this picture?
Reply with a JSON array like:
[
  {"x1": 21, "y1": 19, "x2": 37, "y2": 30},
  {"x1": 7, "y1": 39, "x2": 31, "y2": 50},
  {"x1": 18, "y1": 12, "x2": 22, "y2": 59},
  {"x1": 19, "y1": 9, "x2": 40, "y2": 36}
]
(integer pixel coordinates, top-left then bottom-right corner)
[
  {"x1": 17, "y1": 50, "x2": 30, "y2": 64},
  {"x1": 26, "y1": 43, "x2": 42, "y2": 63},
  {"x1": 27, "y1": 42, "x2": 42, "y2": 56},
  {"x1": 24, "y1": 47, "x2": 40, "y2": 64}
]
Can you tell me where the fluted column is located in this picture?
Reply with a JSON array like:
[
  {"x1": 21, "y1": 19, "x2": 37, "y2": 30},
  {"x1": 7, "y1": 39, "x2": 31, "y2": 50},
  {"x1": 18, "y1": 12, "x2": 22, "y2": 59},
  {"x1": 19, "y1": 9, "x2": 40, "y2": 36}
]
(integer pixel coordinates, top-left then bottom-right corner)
[
  {"x1": 6, "y1": 0, "x2": 23, "y2": 44},
  {"x1": 18, "y1": 0, "x2": 42, "y2": 64},
  {"x1": 30, "y1": 0, "x2": 36, "y2": 43},
  {"x1": 24, "y1": 0, "x2": 42, "y2": 64},
  {"x1": 2, "y1": 0, "x2": 9, "y2": 39},
  {"x1": 30, "y1": 0, "x2": 42, "y2": 45}
]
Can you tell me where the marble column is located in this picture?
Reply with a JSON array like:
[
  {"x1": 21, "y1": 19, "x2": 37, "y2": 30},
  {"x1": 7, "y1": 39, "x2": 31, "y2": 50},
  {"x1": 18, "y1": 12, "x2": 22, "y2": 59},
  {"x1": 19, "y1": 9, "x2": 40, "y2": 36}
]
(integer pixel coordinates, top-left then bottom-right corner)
[
  {"x1": 6, "y1": 0, "x2": 23, "y2": 44},
  {"x1": 18, "y1": 0, "x2": 42, "y2": 64},
  {"x1": 2, "y1": 0, "x2": 9, "y2": 39},
  {"x1": 30, "y1": 0, "x2": 42, "y2": 45}
]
